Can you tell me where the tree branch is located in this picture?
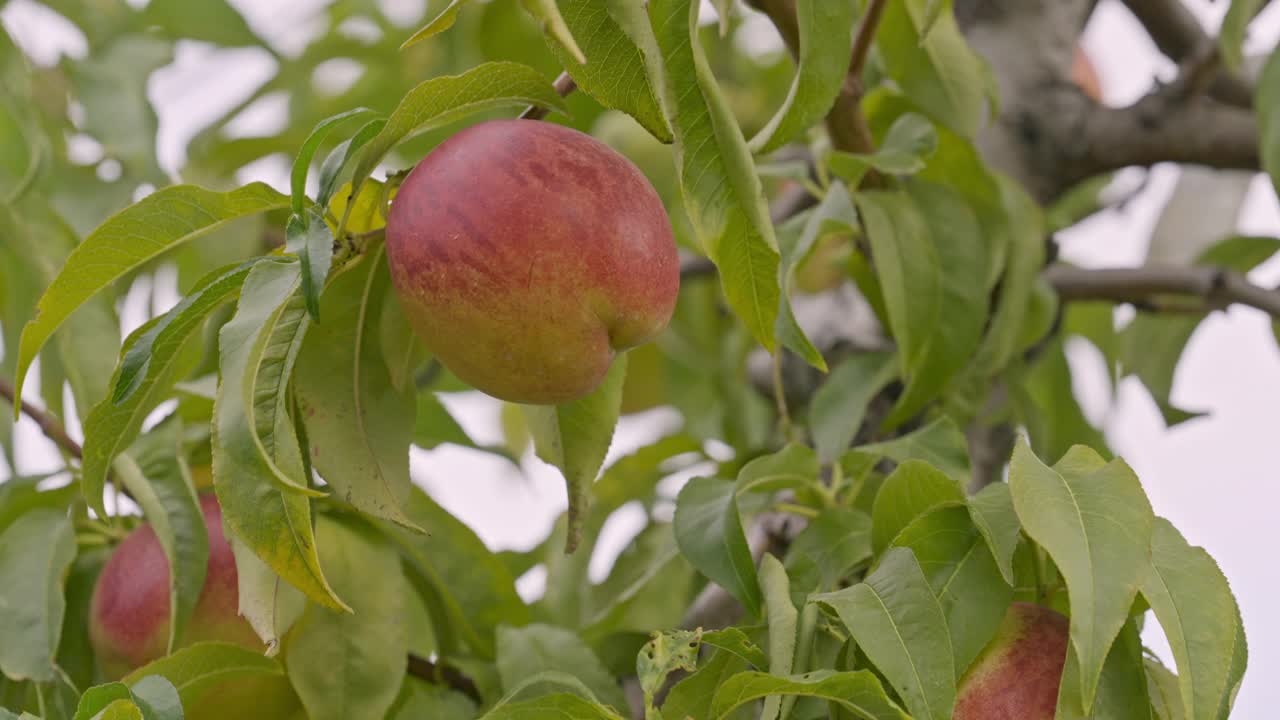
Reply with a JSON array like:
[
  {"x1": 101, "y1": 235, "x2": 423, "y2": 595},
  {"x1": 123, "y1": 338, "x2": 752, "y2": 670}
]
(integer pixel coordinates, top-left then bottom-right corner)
[
  {"x1": 1119, "y1": 0, "x2": 1255, "y2": 106},
  {"x1": 405, "y1": 653, "x2": 482, "y2": 703},
  {"x1": 0, "y1": 377, "x2": 84, "y2": 460},
  {"x1": 1047, "y1": 264, "x2": 1280, "y2": 317},
  {"x1": 1061, "y1": 92, "x2": 1259, "y2": 188},
  {"x1": 520, "y1": 72, "x2": 577, "y2": 121}
]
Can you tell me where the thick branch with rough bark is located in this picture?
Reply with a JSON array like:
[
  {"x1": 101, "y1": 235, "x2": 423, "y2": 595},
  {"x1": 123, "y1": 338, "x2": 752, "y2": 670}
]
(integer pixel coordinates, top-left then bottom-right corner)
[
  {"x1": 1061, "y1": 92, "x2": 1260, "y2": 187},
  {"x1": 1047, "y1": 264, "x2": 1280, "y2": 317}
]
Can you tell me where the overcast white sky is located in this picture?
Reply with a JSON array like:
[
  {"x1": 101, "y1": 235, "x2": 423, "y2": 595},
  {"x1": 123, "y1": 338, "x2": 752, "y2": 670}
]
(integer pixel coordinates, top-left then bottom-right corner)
[{"x1": 3, "y1": 0, "x2": 1280, "y2": 715}]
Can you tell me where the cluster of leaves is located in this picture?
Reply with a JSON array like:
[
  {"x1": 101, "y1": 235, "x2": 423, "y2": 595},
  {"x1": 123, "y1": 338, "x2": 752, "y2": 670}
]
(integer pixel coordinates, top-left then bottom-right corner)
[{"x1": 0, "y1": 0, "x2": 1276, "y2": 718}]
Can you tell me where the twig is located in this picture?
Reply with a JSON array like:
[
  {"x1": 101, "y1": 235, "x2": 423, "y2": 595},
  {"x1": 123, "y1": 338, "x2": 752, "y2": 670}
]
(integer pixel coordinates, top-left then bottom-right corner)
[
  {"x1": 1046, "y1": 264, "x2": 1280, "y2": 317},
  {"x1": 521, "y1": 72, "x2": 577, "y2": 121},
  {"x1": 825, "y1": 0, "x2": 888, "y2": 156},
  {"x1": 1119, "y1": 0, "x2": 1255, "y2": 107},
  {"x1": 0, "y1": 377, "x2": 84, "y2": 460},
  {"x1": 406, "y1": 654, "x2": 482, "y2": 704}
]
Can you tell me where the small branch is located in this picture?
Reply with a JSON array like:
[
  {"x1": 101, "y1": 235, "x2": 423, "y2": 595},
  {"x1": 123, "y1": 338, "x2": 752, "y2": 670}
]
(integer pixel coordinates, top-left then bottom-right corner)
[
  {"x1": 1119, "y1": 0, "x2": 1255, "y2": 107},
  {"x1": 825, "y1": 0, "x2": 887, "y2": 156},
  {"x1": 406, "y1": 654, "x2": 482, "y2": 704},
  {"x1": 1047, "y1": 264, "x2": 1280, "y2": 317},
  {"x1": 0, "y1": 377, "x2": 83, "y2": 460},
  {"x1": 521, "y1": 72, "x2": 577, "y2": 121}
]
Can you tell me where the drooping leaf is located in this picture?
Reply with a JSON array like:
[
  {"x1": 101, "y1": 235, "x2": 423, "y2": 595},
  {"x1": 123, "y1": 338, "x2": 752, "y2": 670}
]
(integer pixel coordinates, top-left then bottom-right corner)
[
  {"x1": 82, "y1": 261, "x2": 253, "y2": 514},
  {"x1": 1056, "y1": 618, "x2": 1154, "y2": 720},
  {"x1": 550, "y1": 0, "x2": 670, "y2": 141},
  {"x1": 112, "y1": 420, "x2": 208, "y2": 656},
  {"x1": 522, "y1": 355, "x2": 627, "y2": 552},
  {"x1": 228, "y1": 535, "x2": 305, "y2": 650},
  {"x1": 399, "y1": 0, "x2": 473, "y2": 49},
  {"x1": 289, "y1": 209, "x2": 334, "y2": 323},
  {"x1": 636, "y1": 0, "x2": 783, "y2": 351},
  {"x1": 749, "y1": 0, "x2": 859, "y2": 154},
  {"x1": 808, "y1": 352, "x2": 897, "y2": 464},
  {"x1": 1140, "y1": 518, "x2": 1247, "y2": 720},
  {"x1": 348, "y1": 62, "x2": 569, "y2": 209},
  {"x1": 674, "y1": 476, "x2": 762, "y2": 618},
  {"x1": 877, "y1": 0, "x2": 992, "y2": 138},
  {"x1": 0, "y1": 510, "x2": 75, "y2": 682},
  {"x1": 295, "y1": 247, "x2": 419, "y2": 529},
  {"x1": 757, "y1": 554, "x2": 798, "y2": 720},
  {"x1": 710, "y1": 670, "x2": 911, "y2": 720},
  {"x1": 14, "y1": 183, "x2": 289, "y2": 405},
  {"x1": 519, "y1": 0, "x2": 587, "y2": 63},
  {"x1": 775, "y1": 183, "x2": 855, "y2": 371},
  {"x1": 290, "y1": 108, "x2": 379, "y2": 215},
  {"x1": 212, "y1": 259, "x2": 346, "y2": 611},
  {"x1": 287, "y1": 515, "x2": 408, "y2": 720},
  {"x1": 813, "y1": 548, "x2": 956, "y2": 720},
  {"x1": 1008, "y1": 440, "x2": 1154, "y2": 709}
]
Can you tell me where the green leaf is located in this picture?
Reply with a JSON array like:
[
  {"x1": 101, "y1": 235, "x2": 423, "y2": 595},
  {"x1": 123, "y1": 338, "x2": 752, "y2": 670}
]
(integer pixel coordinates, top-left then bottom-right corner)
[
  {"x1": 316, "y1": 120, "x2": 388, "y2": 211},
  {"x1": 1056, "y1": 617, "x2": 1153, "y2": 720},
  {"x1": 387, "y1": 679, "x2": 476, "y2": 719},
  {"x1": 1261, "y1": 48, "x2": 1280, "y2": 198},
  {"x1": 143, "y1": 0, "x2": 262, "y2": 47},
  {"x1": 290, "y1": 108, "x2": 379, "y2": 215},
  {"x1": 871, "y1": 459, "x2": 965, "y2": 555},
  {"x1": 123, "y1": 642, "x2": 284, "y2": 709},
  {"x1": 295, "y1": 248, "x2": 419, "y2": 529},
  {"x1": 227, "y1": 535, "x2": 306, "y2": 649},
  {"x1": 348, "y1": 62, "x2": 568, "y2": 208},
  {"x1": 890, "y1": 505, "x2": 1012, "y2": 675},
  {"x1": 1008, "y1": 439, "x2": 1154, "y2": 709},
  {"x1": 785, "y1": 507, "x2": 872, "y2": 595},
  {"x1": 522, "y1": 355, "x2": 627, "y2": 552},
  {"x1": 481, "y1": 692, "x2": 624, "y2": 720},
  {"x1": 112, "y1": 421, "x2": 208, "y2": 656},
  {"x1": 14, "y1": 183, "x2": 289, "y2": 406},
  {"x1": 0, "y1": 509, "x2": 75, "y2": 682},
  {"x1": 1016, "y1": 338, "x2": 1110, "y2": 461},
  {"x1": 74, "y1": 684, "x2": 133, "y2": 720},
  {"x1": 636, "y1": 629, "x2": 701, "y2": 706},
  {"x1": 966, "y1": 482, "x2": 1021, "y2": 586},
  {"x1": 1140, "y1": 518, "x2": 1247, "y2": 720},
  {"x1": 813, "y1": 547, "x2": 956, "y2": 720},
  {"x1": 699, "y1": 628, "x2": 768, "y2": 669},
  {"x1": 550, "y1": 0, "x2": 670, "y2": 141},
  {"x1": 0, "y1": 476, "x2": 78, "y2": 537},
  {"x1": 399, "y1": 0, "x2": 473, "y2": 48},
  {"x1": 126, "y1": 676, "x2": 182, "y2": 720},
  {"x1": 757, "y1": 554, "x2": 798, "y2": 720},
  {"x1": 519, "y1": 0, "x2": 587, "y2": 63},
  {"x1": 808, "y1": 353, "x2": 897, "y2": 464},
  {"x1": 289, "y1": 209, "x2": 334, "y2": 323},
  {"x1": 878, "y1": 0, "x2": 992, "y2": 137},
  {"x1": 212, "y1": 259, "x2": 346, "y2": 611},
  {"x1": 735, "y1": 443, "x2": 819, "y2": 494},
  {"x1": 749, "y1": 0, "x2": 859, "y2": 154},
  {"x1": 1221, "y1": 0, "x2": 1264, "y2": 72},
  {"x1": 859, "y1": 415, "x2": 972, "y2": 483},
  {"x1": 641, "y1": 0, "x2": 783, "y2": 351},
  {"x1": 710, "y1": 670, "x2": 911, "y2": 720},
  {"x1": 91, "y1": 699, "x2": 144, "y2": 720},
  {"x1": 829, "y1": 114, "x2": 940, "y2": 181},
  {"x1": 496, "y1": 625, "x2": 627, "y2": 712},
  {"x1": 82, "y1": 261, "x2": 252, "y2": 514},
  {"x1": 287, "y1": 515, "x2": 408, "y2": 720},
  {"x1": 660, "y1": 649, "x2": 748, "y2": 720},
  {"x1": 1147, "y1": 658, "x2": 1186, "y2": 720},
  {"x1": 674, "y1": 476, "x2": 762, "y2": 618},
  {"x1": 775, "y1": 184, "x2": 854, "y2": 371},
  {"x1": 388, "y1": 486, "x2": 529, "y2": 659}
]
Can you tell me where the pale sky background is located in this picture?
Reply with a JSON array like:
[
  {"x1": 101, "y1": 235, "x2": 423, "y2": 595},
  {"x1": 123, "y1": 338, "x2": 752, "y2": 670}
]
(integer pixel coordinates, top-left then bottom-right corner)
[{"x1": 3, "y1": 0, "x2": 1280, "y2": 716}]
